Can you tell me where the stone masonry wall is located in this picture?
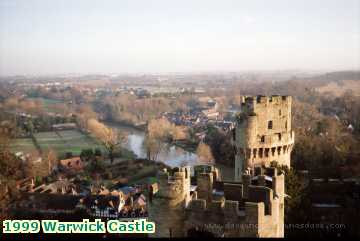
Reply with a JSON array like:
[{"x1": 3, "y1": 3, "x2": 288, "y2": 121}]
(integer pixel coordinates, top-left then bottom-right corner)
[{"x1": 234, "y1": 95, "x2": 294, "y2": 181}]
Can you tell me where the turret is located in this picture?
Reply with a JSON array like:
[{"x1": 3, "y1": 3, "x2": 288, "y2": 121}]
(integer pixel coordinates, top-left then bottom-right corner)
[
  {"x1": 234, "y1": 95, "x2": 294, "y2": 180},
  {"x1": 148, "y1": 166, "x2": 191, "y2": 237}
]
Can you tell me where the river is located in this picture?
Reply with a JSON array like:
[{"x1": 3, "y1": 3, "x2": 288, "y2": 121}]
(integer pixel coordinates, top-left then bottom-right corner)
[
  {"x1": 105, "y1": 122, "x2": 199, "y2": 168},
  {"x1": 106, "y1": 122, "x2": 234, "y2": 180}
]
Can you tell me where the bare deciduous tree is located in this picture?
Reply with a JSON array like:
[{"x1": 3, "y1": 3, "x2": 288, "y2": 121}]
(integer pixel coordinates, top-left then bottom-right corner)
[
  {"x1": 144, "y1": 118, "x2": 186, "y2": 161},
  {"x1": 196, "y1": 142, "x2": 214, "y2": 164},
  {"x1": 87, "y1": 118, "x2": 126, "y2": 164},
  {"x1": 76, "y1": 104, "x2": 98, "y2": 130}
]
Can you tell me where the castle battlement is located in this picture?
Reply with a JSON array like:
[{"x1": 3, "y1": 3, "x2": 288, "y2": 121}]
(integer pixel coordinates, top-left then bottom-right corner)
[
  {"x1": 187, "y1": 195, "x2": 271, "y2": 219},
  {"x1": 181, "y1": 166, "x2": 284, "y2": 237},
  {"x1": 149, "y1": 164, "x2": 285, "y2": 238},
  {"x1": 187, "y1": 181, "x2": 277, "y2": 216},
  {"x1": 241, "y1": 95, "x2": 291, "y2": 109},
  {"x1": 239, "y1": 95, "x2": 292, "y2": 119},
  {"x1": 235, "y1": 95, "x2": 294, "y2": 179},
  {"x1": 158, "y1": 168, "x2": 185, "y2": 180},
  {"x1": 185, "y1": 166, "x2": 284, "y2": 222},
  {"x1": 156, "y1": 167, "x2": 191, "y2": 200}
]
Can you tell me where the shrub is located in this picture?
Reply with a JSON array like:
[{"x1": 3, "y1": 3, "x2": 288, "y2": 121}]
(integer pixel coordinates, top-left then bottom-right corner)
[
  {"x1": 94, "y1": 148, "x2": 102, "y2": 157},
  {"x1": 80, "y1": 148, "x2": 94, "y2": 161}
]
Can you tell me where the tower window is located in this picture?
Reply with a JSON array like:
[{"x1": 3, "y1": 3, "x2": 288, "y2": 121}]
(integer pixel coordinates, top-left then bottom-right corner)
[
  {"x1": 265, "y1": 148, "x2": 269, "y2": 157},
  {"x1": 268, "y1": 120, "x2": 273, "y2": 129},
  {"x1": 278, "y1": 133, "x2": 282, "y2": 140},
  {"x1": 271, "y1": 147, "x2": 276, "y2": 156},
  {"x1": 279, "y1": 110, "x2": 281, "y2": 116},
  {"x1": 261, "y1": 136, "x2": 265, "y2": 143}
]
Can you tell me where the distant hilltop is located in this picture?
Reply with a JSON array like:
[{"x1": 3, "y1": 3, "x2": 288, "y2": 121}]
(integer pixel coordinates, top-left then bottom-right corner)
[{"x1": 307, "y1": 70, "x2": 360, "y2": 82}]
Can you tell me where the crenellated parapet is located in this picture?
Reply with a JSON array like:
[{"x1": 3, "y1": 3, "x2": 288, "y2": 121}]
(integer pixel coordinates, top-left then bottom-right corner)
[
  {"x1": 187, "y1": 185, "x2": 278, "y2": 218},
  {"x1": 185, "y1": 193, "x2": 279, "y2": 237},
  {"x1": 148, "y1": 166, "x2": 191, "y2": 238},
  {"x1": 234, "y1": 95, "x2": 294, "y2": 181},
  {"x1": 149, "y1": 164, "x2": 285, "y2": 237},
  {"x1": 156, "y1": 167, "x2": 191, "y2": 200},
  {"x1": 194, "y1": 165, "x2": 221, "y2": 182},
  {"x1": 186, "y1": 196, "x2": 266, "y2": 219},
  {"x1": 187, "y1": 167, "x2": 283, "y2": 215},
  {"x1": 241, "y1": 95, "x2": 292, "y2": 112},
  {"x1": 183, "y1": 165, "x2": 285, "y2": 237}
]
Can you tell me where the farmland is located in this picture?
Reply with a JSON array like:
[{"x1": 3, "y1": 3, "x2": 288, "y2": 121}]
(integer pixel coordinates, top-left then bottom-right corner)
[
  {"x1": 27, "y1": 97, "x2": 65, "y2": 112},
  {"x1": 11, "y1": 138, "x2": 37, "y2": 153},
  {"x1": 34, "y1": 130, "x2": 105, "y2": 158},
  {"x1": 11, "y1": 130, "x2": 105, "y2": 158}
]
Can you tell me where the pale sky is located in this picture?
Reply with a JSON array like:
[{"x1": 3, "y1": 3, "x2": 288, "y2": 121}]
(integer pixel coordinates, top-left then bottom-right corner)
[{"x1": 0, "y1": 0, "x2": 359, "y2": 75}]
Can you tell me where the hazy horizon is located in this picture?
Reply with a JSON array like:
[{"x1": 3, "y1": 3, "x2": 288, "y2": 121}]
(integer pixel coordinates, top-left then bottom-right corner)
[{"x1": 1, "y1": 0, "x2": 359, "y2": 76}]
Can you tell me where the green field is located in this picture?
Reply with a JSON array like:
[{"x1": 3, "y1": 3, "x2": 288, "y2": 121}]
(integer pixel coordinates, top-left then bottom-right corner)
[
  {"x1": 11, "y1": 138, "x2": 37, "y2": 153},
  {"x1": 11, "y1": 129, "x2": 134, "y2": 160},
  {"x1": 27, "y1": 97, "x2": 64, "y2": 112},
  {"x1": 34, "y1": 130, "x2": 105, "y2": 158}
]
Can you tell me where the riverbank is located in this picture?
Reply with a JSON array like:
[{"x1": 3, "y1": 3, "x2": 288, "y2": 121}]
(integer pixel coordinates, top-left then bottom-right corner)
[
  {"x1": 103, "y1": 119, "x2": 146, "y2": 131},
  {"x1": 104, "y1": 122, "x2": 199, "y2": 167},
  {"x1": 103, "y1": 121, "x2": 235, "y2": 178},
  {"x1": 105, "y1": 120, "x2": 199, "y2": 153},
  {"x1": 172, "y1": 140, "x2": 198, "y2": 153}
]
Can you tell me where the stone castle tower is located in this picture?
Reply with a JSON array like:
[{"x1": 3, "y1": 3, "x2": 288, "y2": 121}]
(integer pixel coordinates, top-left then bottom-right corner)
[
  {"x1": 148, "y1": 166, "x2": 191, "y2": 237},
  {"x1": 147, "y1": 95, "x2": 293, "y2": 237},
  {"x1": 233, "y1": 95, "x2": 295, "y2": 181},
  {"x1": 185, "y1": 166, "x2": 285, "y2": 237},
  {"x1": 148, "y1": 165, "x2": 285, "y2": 237}
]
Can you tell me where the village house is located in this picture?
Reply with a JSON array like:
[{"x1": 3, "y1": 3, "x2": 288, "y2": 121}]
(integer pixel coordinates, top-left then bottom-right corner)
[
  {"x1": 10, "y1": 185, "x2": 148, "y2": 220},
  {"x1": 17, "y1": 177, "x2": 82, "y2": 195},
  {"x1": 59, "y1": 156, "x2": 84, "y2": 172},
  {"x1": 10, "y1": 193, "x2": 84, "y2": 218}
]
